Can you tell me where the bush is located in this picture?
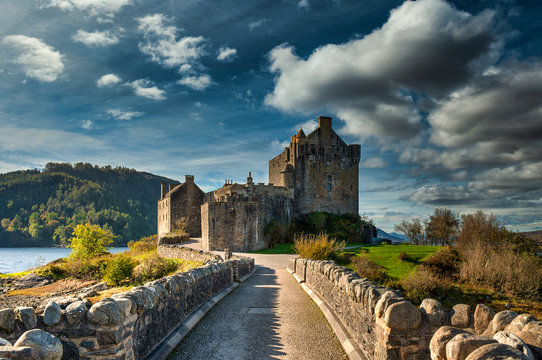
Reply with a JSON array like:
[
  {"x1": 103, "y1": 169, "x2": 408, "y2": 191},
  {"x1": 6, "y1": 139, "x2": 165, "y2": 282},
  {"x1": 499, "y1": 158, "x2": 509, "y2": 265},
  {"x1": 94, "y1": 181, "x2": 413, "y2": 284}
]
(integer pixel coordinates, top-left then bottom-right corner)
[
  {"x1": 128, "y1": 235, "x2": 157, "y2": 254},
  {"x1": 293, "y1": 233, "x2": 345, "y2": 260},
  {"x1": 132, "y1": 253, "x2": 179, "y2": 284},
  {"x1": 397, "y1": 252, "x2": 409, "y2": 261},
  {"x1": 103, "y1": 254, "x2": 136, "y2": 286},
  {"x1": 68, "y1": 223, "x2": 115, "y2": 259},
  {"x1": 421, "y1": 247, "x2": 461, "y2": 279},
  {"x1": 64, "y1": 254, "x2": 111, "y2": 279},
  {"x1": 400, "y1": 267, "x2": 450, "y2": 304},
  {"x1": 352, "y1": 256, "x2": 390, "y2": 284}
]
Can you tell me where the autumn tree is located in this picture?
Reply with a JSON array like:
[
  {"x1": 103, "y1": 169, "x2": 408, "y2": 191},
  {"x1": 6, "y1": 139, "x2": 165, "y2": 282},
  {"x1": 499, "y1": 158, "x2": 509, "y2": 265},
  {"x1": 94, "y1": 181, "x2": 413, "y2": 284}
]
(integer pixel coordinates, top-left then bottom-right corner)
[
  {"x1": 394, "y1": 218, "x2": 425, "y2": 245},
  {"x1": 425, "y1": 208, "x2": 459, "y2": 246}
]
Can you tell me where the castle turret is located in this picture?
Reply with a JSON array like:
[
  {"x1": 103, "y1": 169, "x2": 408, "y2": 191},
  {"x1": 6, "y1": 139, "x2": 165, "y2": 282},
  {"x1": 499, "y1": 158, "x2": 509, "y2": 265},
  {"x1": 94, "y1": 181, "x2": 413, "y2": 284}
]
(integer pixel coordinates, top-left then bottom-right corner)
[
  {"x1": 318, "y1": 116, "x2": 332, "y2": 145},
  {"x1": 280, "y1": 163, "x2": 294, "y2": 189},
  {"x1": 185, "y1": 175, "x2": 194, "y2": 183},
  {"x1": 247, "y1": 171, "x2": 253, "y2": 185}
]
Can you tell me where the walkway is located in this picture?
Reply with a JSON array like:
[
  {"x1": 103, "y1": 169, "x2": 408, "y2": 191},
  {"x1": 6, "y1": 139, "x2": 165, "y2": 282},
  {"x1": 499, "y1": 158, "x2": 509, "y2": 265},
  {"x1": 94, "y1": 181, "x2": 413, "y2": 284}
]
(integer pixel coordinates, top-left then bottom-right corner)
[{"x1": 168, "y1": 250, "x2": 347, "y2": 360}]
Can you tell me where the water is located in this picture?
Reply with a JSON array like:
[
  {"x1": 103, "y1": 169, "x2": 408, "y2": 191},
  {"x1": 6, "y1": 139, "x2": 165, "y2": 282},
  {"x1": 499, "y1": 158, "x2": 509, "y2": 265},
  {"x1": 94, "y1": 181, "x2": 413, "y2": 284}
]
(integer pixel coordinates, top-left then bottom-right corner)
[{"x1": 0, "y1": 247, "x2": 129, "y2": 274}]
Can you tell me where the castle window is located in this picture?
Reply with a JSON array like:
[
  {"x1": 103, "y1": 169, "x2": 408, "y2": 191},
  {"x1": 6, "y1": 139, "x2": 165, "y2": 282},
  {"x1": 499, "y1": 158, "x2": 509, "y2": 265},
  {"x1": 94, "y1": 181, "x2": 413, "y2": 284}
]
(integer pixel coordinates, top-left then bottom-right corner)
[{"x1": 327, "y1": 176, "x2": 332, "y2": 191}]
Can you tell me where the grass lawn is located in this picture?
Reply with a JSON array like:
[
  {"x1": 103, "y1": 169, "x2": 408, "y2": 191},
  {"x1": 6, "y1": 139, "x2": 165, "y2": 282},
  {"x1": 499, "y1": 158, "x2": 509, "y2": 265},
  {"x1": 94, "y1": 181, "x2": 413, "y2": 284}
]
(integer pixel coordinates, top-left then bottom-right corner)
[
  {"x1": 249, "y1": 243, "x2": 296, "y2": 254},
  {"x1": 348, "y1": 244, "x2": 441, "y2": 280}
]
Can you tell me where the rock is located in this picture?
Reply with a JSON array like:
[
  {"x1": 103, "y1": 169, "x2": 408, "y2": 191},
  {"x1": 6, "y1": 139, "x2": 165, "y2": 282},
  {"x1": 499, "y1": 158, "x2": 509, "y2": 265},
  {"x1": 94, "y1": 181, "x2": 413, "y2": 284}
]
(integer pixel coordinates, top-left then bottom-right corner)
[
  {"x1": 445, "y1": 333, "x2": 496, "y2": 360},
  {"x1": 64, "y1": 301, "x2": 87, "y2": 326},
  {"x1": 505, "y1": 314, "x2": 537, "y2": 335},
  {"x1": 0, "y1": 346, "x2": 40, "y2": 360},
  {"x1": 474, "y1": 304, "x2": 495, "y2": 335},
  {"x1": 86, "y1": 298, "x2": 120, "y2": 325},
  {"x1": 0, "y1": 309, "x2": 15, "y2": 332},
  {"x1": 451, "y1": 304, "x2": 472, "y2": 329},
  {"x1": 77, "y1": 282, "x2": 107, "y2": 299},
  {"x1": 484, "y1": 311, "x2": 519, "y2": 337},
  {"x1": 0, "y1": 338, "x2": 10, "y2": 347},
  {"x1": 420, "y1": 299, "x2": 446, "y2": 329},
  {"x1": 14, "y1": 329, "x2": 63, "y2": 360},
  {"x1": 464, "y1": 343, "x2": 529, "y2": 360},
  {"x1": 518, "y1": 321, "x2": 542, "y2": 359},
  {"x1": 43, "y1": 301, "x2": 61, "y2": 326},
  {"x1": 113, "y1": 298, "x2": 132, "y2": 319},
  {"x1": 384, "y1": 301, "x2": 422, "y2": 330},
  {"x1": 430, "y1": 326, "x2": 473, "y2": 360},
  {"x1": 15, "y1": 307, "x2": 37, "y2": 330},
  {"x1": 375, "y1": 291, "x2": 402, "y2": 318},
  {"x1": 494, "y1": 331, "x2": 534, "y2": 360},
  {"x1": 13, "y1": 274, "x2": 50, "y2": 289}
]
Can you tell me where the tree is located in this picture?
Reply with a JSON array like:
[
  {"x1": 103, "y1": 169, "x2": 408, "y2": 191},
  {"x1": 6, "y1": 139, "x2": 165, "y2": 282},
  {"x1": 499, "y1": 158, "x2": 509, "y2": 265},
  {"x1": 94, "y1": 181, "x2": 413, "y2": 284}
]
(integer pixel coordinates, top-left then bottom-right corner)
[
  {"x1": 425, "y1": 208, "x2": 459, "y2": 246},
  {"x1": 68, "y1": 223, "x2": 115, "y2": 258},
  {"x1": 394, "y1": 218, "x2": 425, "y2": 245}
]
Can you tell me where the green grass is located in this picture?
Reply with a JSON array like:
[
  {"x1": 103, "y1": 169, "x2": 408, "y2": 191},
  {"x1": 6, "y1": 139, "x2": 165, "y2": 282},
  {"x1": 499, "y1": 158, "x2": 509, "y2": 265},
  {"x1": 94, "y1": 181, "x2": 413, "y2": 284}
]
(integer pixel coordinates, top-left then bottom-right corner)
[
  {"x1": 249, "y1": 243, "x2": 296, "y2": 254},
  {"x1": 351, "y1": 244, "x2": 441, "y2": 280},
  {"x1": 0, "y1": 270, "x2": 32, "y2": 278}
]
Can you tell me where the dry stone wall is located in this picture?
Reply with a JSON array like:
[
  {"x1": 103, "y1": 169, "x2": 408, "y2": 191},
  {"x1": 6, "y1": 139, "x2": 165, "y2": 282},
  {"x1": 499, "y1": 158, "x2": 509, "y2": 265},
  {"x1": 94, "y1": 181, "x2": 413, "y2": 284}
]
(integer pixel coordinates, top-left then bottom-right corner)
[
  {"x1": 0, "y1": 254, "x2": 254, "y2": 360},
  {"x1": 289, "y1": 258, "x2": 542, "y2": 360}
]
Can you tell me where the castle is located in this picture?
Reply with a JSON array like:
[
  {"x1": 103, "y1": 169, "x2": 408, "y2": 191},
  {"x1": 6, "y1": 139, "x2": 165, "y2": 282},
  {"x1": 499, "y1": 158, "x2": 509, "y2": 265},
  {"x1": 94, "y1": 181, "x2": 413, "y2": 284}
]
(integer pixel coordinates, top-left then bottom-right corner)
[{"x1": 157, "y1": 116, "x2": 360, "y2": 251}]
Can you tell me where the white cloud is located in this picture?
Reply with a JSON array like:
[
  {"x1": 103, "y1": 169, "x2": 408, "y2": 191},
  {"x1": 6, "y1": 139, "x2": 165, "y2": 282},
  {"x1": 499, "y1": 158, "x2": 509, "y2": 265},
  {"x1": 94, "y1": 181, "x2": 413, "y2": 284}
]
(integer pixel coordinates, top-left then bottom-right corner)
[
  {"x1": 361, "y1": 157, "x2": 386, "y2": 168},
  {"x1": 128, "y1": 79, "x2": 166, "y2": 100},
  {"x1": 248, "y1": 19, "x2": 267, "y2": 32},
  {"x1": 217, "y1": 46, "x2": 237, "y2": 62},
  {"x1": 177, "y1": 74, "x2": 212, "y2": 91},
  {"x1": 80, "y1": 120, "x2": 94, "y2": 129},
  {"x1": 292, "y1": 119, "x2": 317, "y2": 133},
  {"x1": 45, "y1": 0, "x2": 131, "y2": 16},
  {"x1": 2, "y1": 35, "x2": 64, "y2": 82},
  {"x1": 72, "y1": 29, "x2": 119, "y2": 47},
  {"x1": 265, "y1": 0, "x2": 496, "y2": 140},
  {"x1": 96, "y1": 73, "x2": 121, "y2": 87},
  {"x1": 298, "y1": 0, "x2": 309, "y2": 9},
  {"x1": 106, "y1": 108, "x2": 143, "y2": 120},
  {"x1": 136, "y1": 14, "x2": 206, "y2": 69}
]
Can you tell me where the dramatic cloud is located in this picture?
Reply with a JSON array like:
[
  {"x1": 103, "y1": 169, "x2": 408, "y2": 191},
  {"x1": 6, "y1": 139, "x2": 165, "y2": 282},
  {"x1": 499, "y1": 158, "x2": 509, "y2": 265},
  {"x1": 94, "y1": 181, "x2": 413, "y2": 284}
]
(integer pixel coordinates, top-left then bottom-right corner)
[
  {"x1": 265, "y1": 0, "x2": 496, "y2": 140},
  {"x1": 128, "y1": 79, "x2": 166, "y2": 100},
  {"x1": 2, "y1": 35, "x2": 64, "y2": 82},
  {"x1": 177, "y1": 74, "x2": 212, "y2": 91},
  {"x1": 72, "y1": 30, "x2": 119, "y2": 47},
  {"x1": 106, "y1": 108, "x2": 144, "y2": 120},
  {"x1": 137, "y1": 14, "x2": 206, "y2": 69},
  {"x1": 216, "y1": 46, "x2": 237, "y2": 62},
  {"x1": 45, "y1": 0, "x2": 131, "y2": 16},
  {"x1": 96, "y1": 73, "x2": 122, "y2": 87}
]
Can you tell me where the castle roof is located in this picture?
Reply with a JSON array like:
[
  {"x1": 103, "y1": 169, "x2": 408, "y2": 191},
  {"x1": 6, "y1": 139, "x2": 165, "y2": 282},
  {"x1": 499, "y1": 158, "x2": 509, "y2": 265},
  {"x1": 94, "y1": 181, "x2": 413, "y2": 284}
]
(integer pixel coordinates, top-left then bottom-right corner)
[{"x1": 296, "y1": 128, "x2": 306, "y2": 138}]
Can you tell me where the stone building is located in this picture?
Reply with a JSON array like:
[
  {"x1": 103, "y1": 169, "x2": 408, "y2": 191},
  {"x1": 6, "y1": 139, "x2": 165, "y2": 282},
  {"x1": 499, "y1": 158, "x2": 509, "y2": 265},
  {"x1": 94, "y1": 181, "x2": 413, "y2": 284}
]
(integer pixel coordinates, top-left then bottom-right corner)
[
  {"x1": 269, "y1": 116, "x2": 360, "y2": 216},
  {"x1": 201, "y1": 173, "x2": 293, "y2": 251},
  {"x1": 157, "y1": 175, "x2": 204, "y2": 239}
]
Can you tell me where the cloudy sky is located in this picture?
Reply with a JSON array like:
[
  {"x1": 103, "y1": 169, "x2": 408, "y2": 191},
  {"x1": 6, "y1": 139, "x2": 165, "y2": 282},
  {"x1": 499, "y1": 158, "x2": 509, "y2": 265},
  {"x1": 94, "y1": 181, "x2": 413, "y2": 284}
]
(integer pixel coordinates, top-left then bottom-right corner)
[{"x1": 1, "y1": 0, "x2": 541, "y2": 232}]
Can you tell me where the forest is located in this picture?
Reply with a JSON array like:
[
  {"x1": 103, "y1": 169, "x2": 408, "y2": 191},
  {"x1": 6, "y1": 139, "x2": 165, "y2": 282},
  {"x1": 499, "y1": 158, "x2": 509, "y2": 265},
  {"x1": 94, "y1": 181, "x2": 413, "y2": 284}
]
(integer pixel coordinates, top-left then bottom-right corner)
[{"x1": 0, "y1": 162, "x2": 178, "y2": 247}]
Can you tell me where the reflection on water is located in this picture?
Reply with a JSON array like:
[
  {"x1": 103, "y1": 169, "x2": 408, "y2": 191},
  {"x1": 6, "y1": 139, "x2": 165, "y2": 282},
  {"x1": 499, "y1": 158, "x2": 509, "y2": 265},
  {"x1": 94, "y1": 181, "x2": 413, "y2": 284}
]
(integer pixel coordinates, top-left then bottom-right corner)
[{"x1": 0, "y1": 247, "x2": 129, "y2": 274}]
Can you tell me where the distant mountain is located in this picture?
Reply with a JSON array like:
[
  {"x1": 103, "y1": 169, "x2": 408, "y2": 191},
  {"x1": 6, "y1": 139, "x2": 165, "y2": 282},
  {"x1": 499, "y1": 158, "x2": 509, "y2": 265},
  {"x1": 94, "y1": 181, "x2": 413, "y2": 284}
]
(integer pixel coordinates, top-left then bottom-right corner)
[
  {"x1": 376, "y1": 228, "x2": 408, "y2": 243},
  {"x1": 0, "y1": 162, "x2": 179, "y2": 247}
]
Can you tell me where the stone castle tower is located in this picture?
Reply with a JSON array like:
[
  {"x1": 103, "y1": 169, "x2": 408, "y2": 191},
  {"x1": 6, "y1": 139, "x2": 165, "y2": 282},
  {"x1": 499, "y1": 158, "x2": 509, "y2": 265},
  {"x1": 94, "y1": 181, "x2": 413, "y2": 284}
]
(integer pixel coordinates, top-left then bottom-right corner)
[{"x1": 269, "y1": 116, "x2": 360, "y2": 216}]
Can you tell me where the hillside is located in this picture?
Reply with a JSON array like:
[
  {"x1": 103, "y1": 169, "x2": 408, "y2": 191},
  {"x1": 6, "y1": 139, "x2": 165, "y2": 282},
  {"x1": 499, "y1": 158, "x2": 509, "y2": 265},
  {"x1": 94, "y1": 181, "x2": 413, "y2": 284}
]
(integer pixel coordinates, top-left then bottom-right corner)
[{"x1": 0, "y1": 162, "x2": 178, "y2": 247}]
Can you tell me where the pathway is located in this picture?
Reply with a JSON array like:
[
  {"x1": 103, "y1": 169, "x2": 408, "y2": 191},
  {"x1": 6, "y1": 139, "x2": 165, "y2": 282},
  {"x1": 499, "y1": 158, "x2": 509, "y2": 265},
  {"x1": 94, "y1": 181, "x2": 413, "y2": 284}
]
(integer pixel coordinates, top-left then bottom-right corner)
[{"x1": 168, "y1": 247, "x2": 347, "y2": 360}]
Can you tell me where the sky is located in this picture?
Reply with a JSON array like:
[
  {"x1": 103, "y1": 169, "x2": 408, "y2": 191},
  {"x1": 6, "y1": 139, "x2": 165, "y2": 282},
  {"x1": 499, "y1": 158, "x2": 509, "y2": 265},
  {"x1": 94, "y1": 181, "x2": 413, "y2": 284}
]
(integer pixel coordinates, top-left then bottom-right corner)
[{"x1": 1, "y1": 0, "x2": 542, "y2": 232}]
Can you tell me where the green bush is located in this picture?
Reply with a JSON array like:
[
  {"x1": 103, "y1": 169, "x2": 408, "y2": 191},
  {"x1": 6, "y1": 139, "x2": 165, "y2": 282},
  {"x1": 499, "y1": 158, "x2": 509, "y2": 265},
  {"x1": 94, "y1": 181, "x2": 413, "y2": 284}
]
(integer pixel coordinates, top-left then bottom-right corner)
[
  {"x1": 103, "y1": 254, "x2": 136, "y2": 286},
  {"x1": 352, "y1": 256, "x2": 390, "y2": 284},
  {"x1": 293, "y1": 233, "x2": 345, "y2": 260},
  {"x1": 128, "y1": 235, "x2": 157, "y2": 254},
  {"x1": 64, "y1": 254, "x2": 110, "y2": 279},
  {"x1": 68, "y1": 223, "x2": 115, "y2": 259},
  {"x1": 400, "y1": 267, "x2": 450, "y2": 303},
  {"x1": 397, "y1": 252, "x2": 409, "y2": 261},
  {"x1": 421, "y1": 247, "x2": 461, "y2": 279},
  {"x1": 132, "y1": 253, "x2": 179, "y2": 284}
]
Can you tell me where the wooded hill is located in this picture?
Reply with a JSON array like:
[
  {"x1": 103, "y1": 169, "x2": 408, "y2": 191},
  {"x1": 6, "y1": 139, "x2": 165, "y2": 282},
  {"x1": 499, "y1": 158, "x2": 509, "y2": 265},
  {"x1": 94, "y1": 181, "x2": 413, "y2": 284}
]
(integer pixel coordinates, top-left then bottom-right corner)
[{"x1": 0, "y1": 162, "x2": 178, "y2": 247}]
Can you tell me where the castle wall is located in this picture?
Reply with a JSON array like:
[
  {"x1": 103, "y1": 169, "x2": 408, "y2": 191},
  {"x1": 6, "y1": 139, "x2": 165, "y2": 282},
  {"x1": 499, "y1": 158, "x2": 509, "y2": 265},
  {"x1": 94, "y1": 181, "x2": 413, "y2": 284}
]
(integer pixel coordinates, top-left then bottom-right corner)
[{"x1": 157, "y1": 197, "x2": 170, "y2": 239}]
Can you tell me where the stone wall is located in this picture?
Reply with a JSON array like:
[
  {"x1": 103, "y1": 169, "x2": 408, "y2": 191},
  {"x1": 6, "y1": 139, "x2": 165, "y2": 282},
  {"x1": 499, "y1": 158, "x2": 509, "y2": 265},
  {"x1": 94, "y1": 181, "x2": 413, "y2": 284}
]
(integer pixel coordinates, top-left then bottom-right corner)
[
  {"x1": 0, "y1": 257, "x2": 254, "y2": 360},
  {"x1": 157, "y1": 244, "x2": 222, "y2": 262},
  {"x1": 289, "y1": 258, "x2": 542, "y2": 360}
]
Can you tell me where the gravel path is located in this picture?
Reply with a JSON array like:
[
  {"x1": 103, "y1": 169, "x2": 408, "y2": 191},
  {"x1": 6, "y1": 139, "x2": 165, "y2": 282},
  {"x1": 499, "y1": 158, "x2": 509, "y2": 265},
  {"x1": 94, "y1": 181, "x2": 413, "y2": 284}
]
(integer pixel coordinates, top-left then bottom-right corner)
[{"x1": 169, "y1": 246, "x2": 347, "y2": 360}]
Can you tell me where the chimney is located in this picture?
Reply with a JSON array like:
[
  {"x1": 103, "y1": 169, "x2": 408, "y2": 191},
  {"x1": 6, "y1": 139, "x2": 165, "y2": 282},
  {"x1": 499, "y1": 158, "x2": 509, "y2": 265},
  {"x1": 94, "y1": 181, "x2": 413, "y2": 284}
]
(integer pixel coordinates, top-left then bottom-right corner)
[
  {"x1": 160, "y1": 182, "x2": 166, "y2": 198},
  {"x1": 185, "y1": 175, "x2": 194, "y2": 184},
  {"x1": 247, "y1": 171, "x2": 253, "y2": 185},
  {"x1": 318, "y1": 116, "x2": 332, "y2": 143},
  {"x1": 169, "y1": 184, "x2": 174, "y2": 192}
]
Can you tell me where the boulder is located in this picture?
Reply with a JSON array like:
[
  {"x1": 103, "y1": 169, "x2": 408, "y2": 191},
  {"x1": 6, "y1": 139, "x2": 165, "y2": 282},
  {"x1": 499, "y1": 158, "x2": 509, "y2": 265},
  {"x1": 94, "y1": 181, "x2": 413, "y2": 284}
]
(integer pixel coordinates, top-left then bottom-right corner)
[
  {"x1": 0, "y1": 346, "x2": 40, "y2": 360},
  {"x1": 43, "y1": 301, "x2": 61, "y2": 327},
  {"x1": 384, "y1": 301, "x2": 421, "y2": 330},
  {"x1": 420, "y1": 299, "x2": 446, "y2": 329},
  {"x1": 113, "y1": 298, "x2": 132, "y2": 319},
  {"x1": 0, "y1": 309, "x2": 15, "y2": 332},
  {"x1": 494, "y1": 331, "x2": 534, "y2": 360},
  {"x1": 518, "y1": 321, "x2": 542, "y2": 359},
  {"x1": 430, "y1": 326, "x2": 473, "y2": 360},
  {"x1": 446, "y1": 333, "x2": 496, "y2": 360},
  {"x1": 64, "y1": 301, "x2": 87, "y2": 326},
  {"x1": 14, "y1": 330, "x2": 63, "y2": 360},
  {"x1": 474, "y1": 304, "x2": 495, "y2": 335},
  {"x1": 15, "y1": 307, "x2": 36, "y2": 330},
  {"x1": 375, "y1": 291, "x2": 402, "y2": 318},
  {"x1": 484, "y1": 311, "x2": 519, "y2": 337},
  {"x1": 451, "y1": 304, "x2": 472, "y2": 329},
  {"x1": 86, "y1": 298, "x2": 120, "y2": 326},
  {"x1": 505, "y1": 314, "x2": 537, "y2": 335},
  {"x1": 464, "y1": 343, "x2": 529, "y2": 360}
]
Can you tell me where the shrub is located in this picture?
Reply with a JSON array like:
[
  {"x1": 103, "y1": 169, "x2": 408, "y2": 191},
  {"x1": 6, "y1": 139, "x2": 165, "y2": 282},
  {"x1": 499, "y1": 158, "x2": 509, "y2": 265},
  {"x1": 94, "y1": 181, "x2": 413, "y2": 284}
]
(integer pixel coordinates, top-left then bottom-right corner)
[
  {"x1": 397, "y1": 252, "x2": 409, "y2": 261},
  {"x1": 103, "y1": 254, "x2": 136, "y2": 286},
  {"x1": 132, "y1": 253, "x2": 179, "y2": 284},
  {"x1": 68, "y1": 223, "x2": 115, "y2": 259},
  {"x1": 400, "y1": 267, "x2": 450, "y2": 304},
  {"x1": 293, "y1": 233, "x2": 345, "y2": 260},
  {"x1": 128, "y1": 235, "x2": 157, "y2": 254},
  {"x1": 421, "y1": 247, "x2": 461, "y2": 279},
  {"x1": 64, "y1": 254, "x2": 110, "y2": 279},
  {"x1": 352, "y1": 256, "x2": 390, "y2": 284}
]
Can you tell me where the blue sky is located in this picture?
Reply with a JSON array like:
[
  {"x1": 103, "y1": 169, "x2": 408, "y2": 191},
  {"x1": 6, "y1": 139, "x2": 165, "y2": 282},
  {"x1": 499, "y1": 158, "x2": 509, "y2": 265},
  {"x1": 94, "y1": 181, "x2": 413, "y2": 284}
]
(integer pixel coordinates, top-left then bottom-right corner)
[{"x1": 1, "y1": 0, "x2": 542, "y2": 232}]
